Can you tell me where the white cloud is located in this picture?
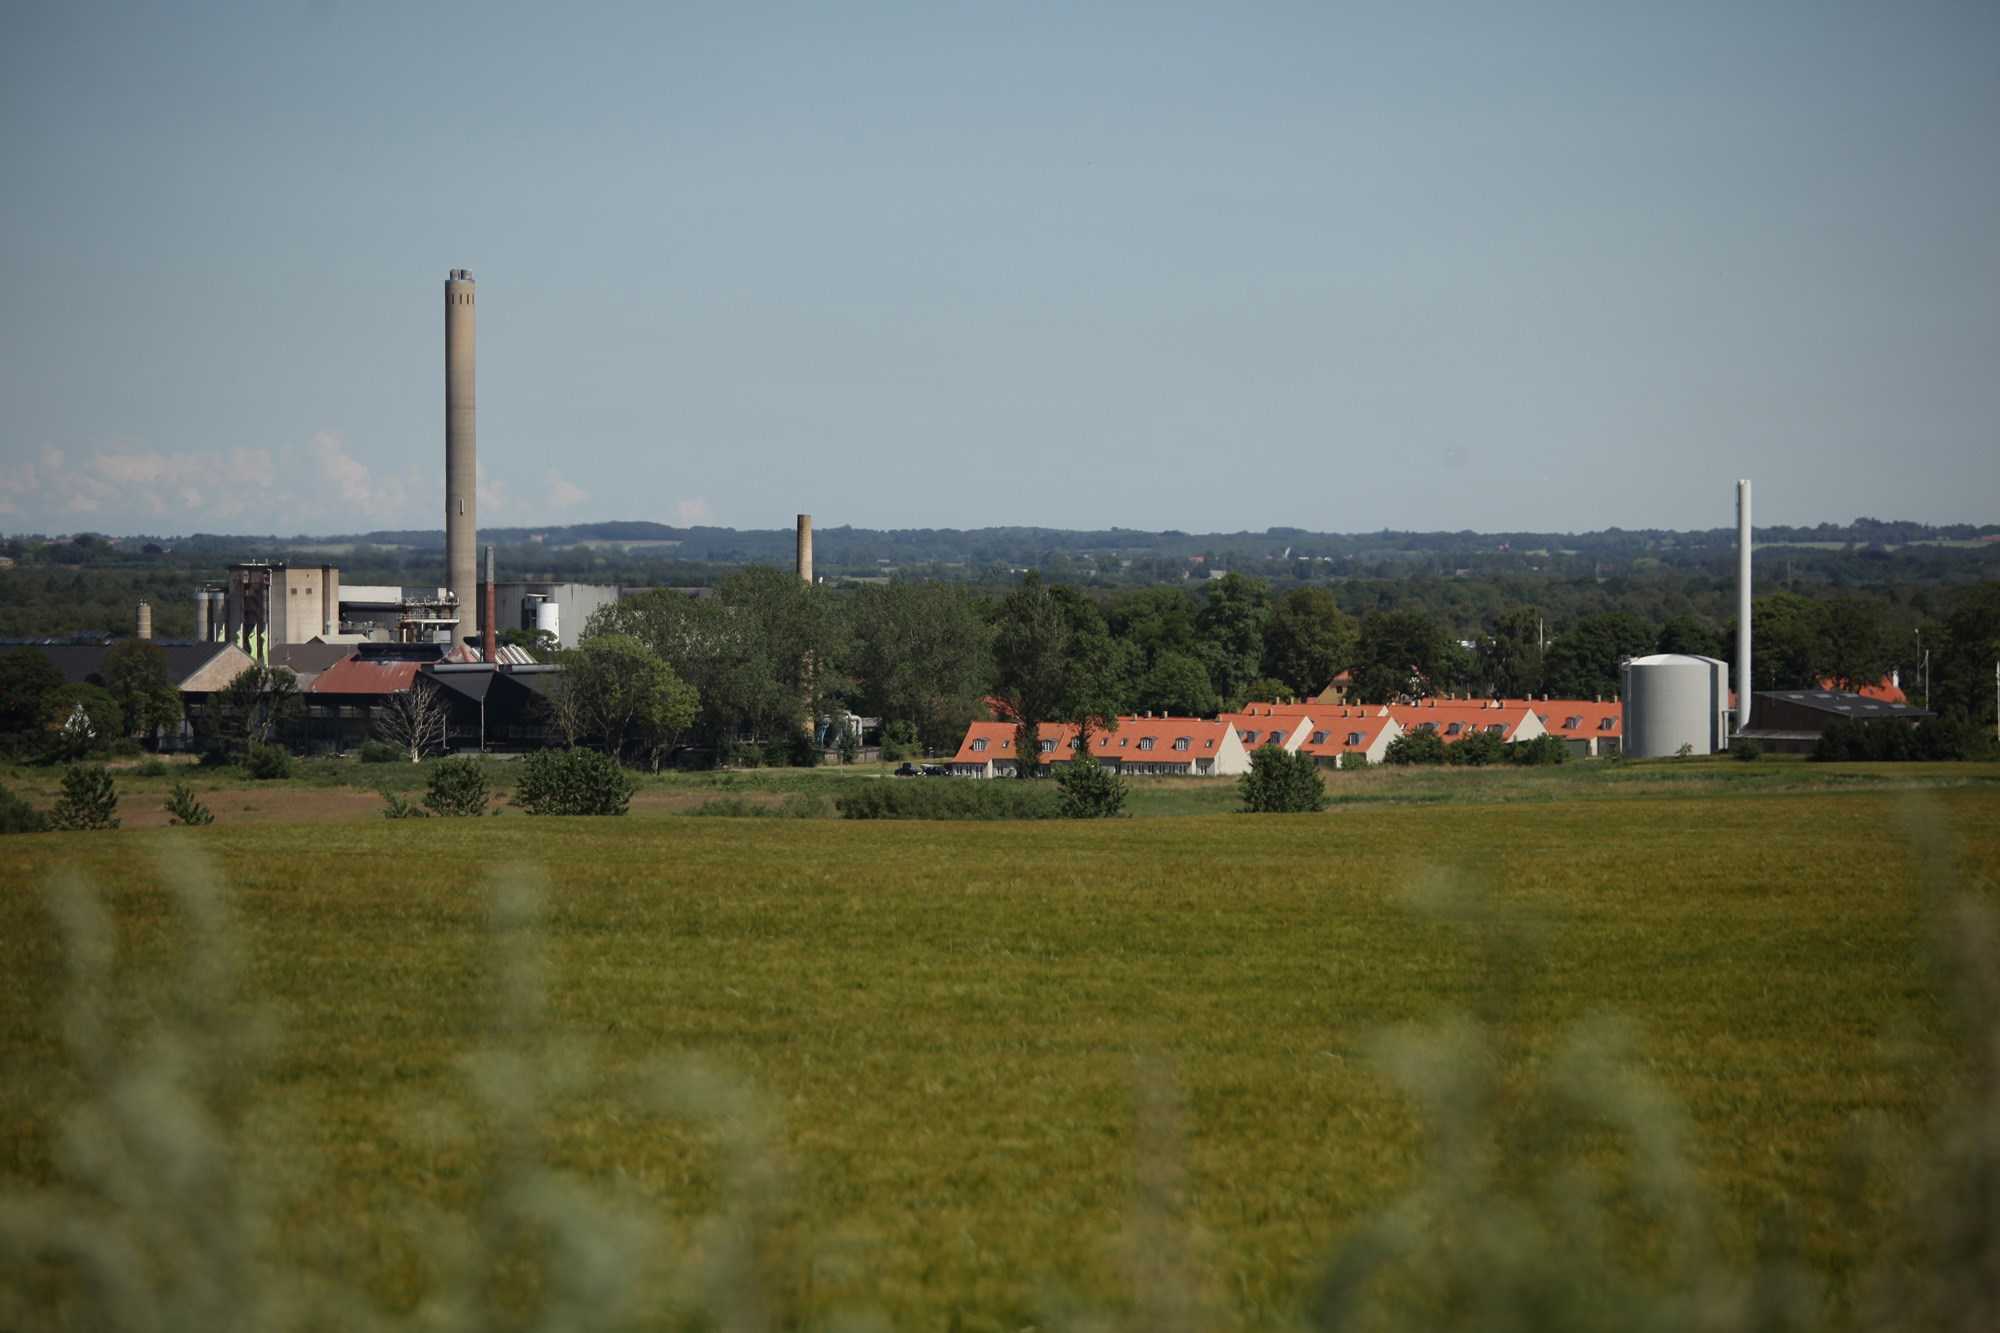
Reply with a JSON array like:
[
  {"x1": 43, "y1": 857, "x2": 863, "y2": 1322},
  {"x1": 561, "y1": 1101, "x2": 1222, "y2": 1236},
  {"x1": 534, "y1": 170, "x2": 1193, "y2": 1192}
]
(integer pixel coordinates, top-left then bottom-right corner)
[
  {"x1": 675, "y1": 496, "x2": 712, "y2": 525},
  {"x1": 546, "y1": 470, "x2": 588, "y2": 510}
]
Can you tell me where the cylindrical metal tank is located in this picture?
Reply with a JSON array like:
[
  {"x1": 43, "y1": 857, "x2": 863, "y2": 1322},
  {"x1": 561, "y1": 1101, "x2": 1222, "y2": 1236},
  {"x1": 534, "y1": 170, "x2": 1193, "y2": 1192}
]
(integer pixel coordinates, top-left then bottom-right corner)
[
  {"x1": 136, "y1": 601, "x2": 152, "y2": 640},
  {"x1": 194, "y1": 590, "x2": 210, "y2": 642},
  {"x1": 534, "y1": 600, "x2": 560, "y2": 644},
  {"x1": 1622, "y1": 653, "x2": 1728, "y2": 757},
  {"x1": 210, "y1": 589, "x2": 228, "y2": 641}
]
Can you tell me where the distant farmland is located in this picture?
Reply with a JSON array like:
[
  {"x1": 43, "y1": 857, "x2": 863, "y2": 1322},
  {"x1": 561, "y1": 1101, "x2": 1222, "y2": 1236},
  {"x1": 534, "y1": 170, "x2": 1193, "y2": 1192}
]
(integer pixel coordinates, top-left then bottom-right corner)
[{"x1": 3, "y1": 780, "x2": 1997, "y2": 1329}]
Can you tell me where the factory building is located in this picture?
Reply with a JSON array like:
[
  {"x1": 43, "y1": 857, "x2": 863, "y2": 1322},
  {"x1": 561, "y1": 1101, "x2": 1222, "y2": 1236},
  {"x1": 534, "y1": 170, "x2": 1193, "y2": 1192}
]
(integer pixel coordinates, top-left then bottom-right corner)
[{"x1": 482, "y1": 581, "x2": 625, "y2": 650}]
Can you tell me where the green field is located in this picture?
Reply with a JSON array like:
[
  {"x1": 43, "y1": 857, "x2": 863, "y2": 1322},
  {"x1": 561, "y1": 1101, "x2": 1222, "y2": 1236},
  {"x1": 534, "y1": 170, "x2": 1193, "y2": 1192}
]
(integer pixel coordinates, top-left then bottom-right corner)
[{"x1": 3, "y1": 766, "x2": 1999, "y2": 1329}]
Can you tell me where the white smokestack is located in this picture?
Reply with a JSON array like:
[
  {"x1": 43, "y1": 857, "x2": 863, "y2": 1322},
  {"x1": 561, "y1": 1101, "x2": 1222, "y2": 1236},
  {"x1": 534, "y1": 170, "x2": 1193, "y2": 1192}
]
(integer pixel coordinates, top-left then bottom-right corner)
[
  {"x1": 1736, "y1": 478, "x2": 1752, "y2": 732},
  {"x1": 796, "y1": 513, "x2": 813, "y2": 584},
  {"x1": 445, "y1": 268, "x2": 478, "y2": 641}
]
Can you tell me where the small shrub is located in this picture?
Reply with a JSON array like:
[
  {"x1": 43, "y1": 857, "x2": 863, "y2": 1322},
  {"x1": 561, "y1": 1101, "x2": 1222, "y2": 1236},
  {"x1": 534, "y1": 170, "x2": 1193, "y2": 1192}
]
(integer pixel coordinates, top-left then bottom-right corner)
[
  {"x1": 164, "y1": 781, "x2": 214, "y2": 826},
  {"x1": 242, "y1": 742, "x2": 292, "y2": 780},
  {"x1": 1339, "y1": 751, "x2": 1370, "y2": 771},
  {"x1": 1384, "y1": 730, "x2": 1447, "y2": 766},
  {"x1": 423, "y1": 757, "x2": 491, "y2": 817},
  {"x1": 835, "y1": 779, "x2": 1059, "y2": 821},
  {"x1": 1729, "y1": 737, "x2": 1763, "y2": 762},
  {"x1": 380, "y1": 790, "x2": 429, "y2": 820},
  {"x1": 1239, "y1": 745, "x2": 1328, "y2": 813},
  {"x1": 1445, "y1": 729, "x2": 1508, "y2": 767},
  {"x1": 136, "y1": 758, "x2": 170, "y2": 778},
  {"x1": 1508, "y1": 734, "x2": 1571, "y2": 766},
  {"x1": 516, "y1": 748, "x2": 635, "y2": 816},
  {"x1": 357, "y1": 740, "x2": 403, "y2": 764},
  {"x1": 197, "y1": 740, "x2": 236, "y2": 768},
  {"x1": 1054, "y1": 758, "x2": 1128, "y2": 818},
  {"x1": 49, "y1": 764, "x2": 119, "y2": 831},
  {"x1": 0, "y1": 783, "x2": 48, "y2": 834}
]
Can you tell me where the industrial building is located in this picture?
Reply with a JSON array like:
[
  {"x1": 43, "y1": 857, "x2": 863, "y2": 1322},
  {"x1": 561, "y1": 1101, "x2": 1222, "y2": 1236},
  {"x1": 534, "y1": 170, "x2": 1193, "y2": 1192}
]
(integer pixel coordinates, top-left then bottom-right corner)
[{"x1": 1735, "y1": 690, "x2": 1934, "y2": 754}]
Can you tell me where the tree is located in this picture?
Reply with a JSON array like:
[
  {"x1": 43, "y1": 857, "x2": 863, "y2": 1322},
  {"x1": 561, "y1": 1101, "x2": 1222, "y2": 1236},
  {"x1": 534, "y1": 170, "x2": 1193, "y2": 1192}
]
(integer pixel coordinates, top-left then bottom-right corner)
[
  {"x1": 1053, "y1": 757, "x2": 1127, "y2": 818},
  {"x1": 1475, "y1": 608, "x2": 1546, "y2": 698},
  {"x1": 1749, "y1": 593, "x2": 1827, "y2": 691},
  {"x1": 990, "y1": 574, "x2": 1123, "y2": 776},
  {"x1": 0, "y1": 648, "x2": 64, "y2": 744},
  {"x1": 424, "y1": 757, "x2": 491, "y2": 816},
  {"x1": 1930, "y1": 583, "x2": 2000, "y2": 732},
  {"x1": 42, "y1": 683, "x2": 120, "y2": 760},
  {"x1": 217, "y1": 665, "x2": 300, "y2": 747},
  {"x1": 1131, "y1": 650, "x2": 1220, "y2": 718},
  {"x1": 1817, "y1": 597, "x2": 1895, "y2": 691},
  {"x1": 554, "y1": 634, "x2": 698, "y2": 769},
  {"x1": 49, "y1": 764, "x2": 119, "y2": 830},
  {"x1": 849, "y1": 583, "x2": 995, "y2": 755},
  {"x1": 164, "y1": 781, "x2": 214, "y2": 826},
  {"x1": 1351, "y1": 611, "x2": 1466, "y2": 703},
  {"x1": 1540, "y1": 613, "x2": 1654, "y2": 699},
  {"x1": 375, "y1": 680, "x2": 452, "y2": 763},
  {"x1": 1238, "y1": 745, "x2": 1327, "y2": 813},
  {"x1": 1262, "y1": 586, "x2": 1357, "y2": 698},
  {"x1": 100, "y1": 640, "x2": 183, "y2": 745},
  {"x1": 1195, "y1": 573, "x2": 1272, "y2": 706},
  {"x1": 1383, "y1": 730, "x2": 1447, "y2": 765},
  {"x1": 1656, "y1": 614, "x2": 1723, "y2": 660}
]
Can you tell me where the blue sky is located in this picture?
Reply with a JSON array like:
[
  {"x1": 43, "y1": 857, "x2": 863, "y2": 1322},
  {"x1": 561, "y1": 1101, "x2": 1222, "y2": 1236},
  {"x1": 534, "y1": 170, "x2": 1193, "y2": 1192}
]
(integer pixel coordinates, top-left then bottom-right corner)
[{"x1": 3, "y1": 1, "x2": 1995, "y2": 536}]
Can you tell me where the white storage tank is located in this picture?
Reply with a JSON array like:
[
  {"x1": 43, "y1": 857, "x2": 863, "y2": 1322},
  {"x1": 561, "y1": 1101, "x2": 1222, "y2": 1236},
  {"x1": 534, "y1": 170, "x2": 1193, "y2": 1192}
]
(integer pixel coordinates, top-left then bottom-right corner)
[
  {"x1": 534, "y1": 600, "x2": 560, "y2": 644},
  {"x1": 1622, "y1": 653, "x2": 1731, "y2": 757}
]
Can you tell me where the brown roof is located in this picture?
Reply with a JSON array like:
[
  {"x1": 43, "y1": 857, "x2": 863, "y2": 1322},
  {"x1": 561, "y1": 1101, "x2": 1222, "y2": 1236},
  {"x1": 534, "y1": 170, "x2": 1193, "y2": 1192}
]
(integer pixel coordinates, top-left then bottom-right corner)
[{"x1": 309, "y1": 657, "x2": 423, "y2": 696}]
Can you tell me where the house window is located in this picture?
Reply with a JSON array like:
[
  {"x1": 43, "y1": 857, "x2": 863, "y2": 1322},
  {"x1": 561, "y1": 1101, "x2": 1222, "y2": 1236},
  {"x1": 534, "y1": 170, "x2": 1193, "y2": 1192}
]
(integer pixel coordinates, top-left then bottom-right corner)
[
  {"x1": 1173, "y1": 736, "x2": 1190, "y2": 751},
  {"x1": 1598, "y1": 717, "x2": 1616, "y2": 731},
  {"x1": 1346, "y1": 732, "x2": 1362, "y2": 746},
  {"x1": 1204, "y1": 739, "x2": 1214, "y2": 747},
  {"x1": 1311, "y1": 731, "x2": 1326, "y2": 744},
  {"x1": 1485, "y1": 723, "x2": 1504, "y2": 734},
  {"x1": 1119, "y1": 737, "x2": 1128, "y2": 747},
  {"x1": 1563, "y1": 715, "x2": 1582, "y2": 730},
  {"x1": 1416, "y1": 722, "x2": 1437, "y2": 734},
  {"x1": 1066, "y1": 738, "x2": 1078, "y2": 749},
  {"x1": 1266, "y1": 730, "x2": 1283, "y2": 743},
  {"x1": 1138, "y1": 737, "x2": 1155, "y2": 752},
  {"x1": 971, "y1": 739, "x2": 987, "y2": 753},
  {"x1": 1239, "y1": 728, "x2": 1257, "y2": 742},
  {"x1": 1445, "y1": 722, "x2": 1462, "y2": 736},
  {"x1": 1040, "y1": 740, "x2": 1056, "y2": 753}
]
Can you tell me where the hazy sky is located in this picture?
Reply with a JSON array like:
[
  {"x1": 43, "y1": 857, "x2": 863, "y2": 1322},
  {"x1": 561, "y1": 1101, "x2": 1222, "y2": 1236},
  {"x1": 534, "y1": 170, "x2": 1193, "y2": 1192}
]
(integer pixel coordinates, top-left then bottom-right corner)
[{"x1": 3, "y1": 1, "x2": 1995, "y2": 537}]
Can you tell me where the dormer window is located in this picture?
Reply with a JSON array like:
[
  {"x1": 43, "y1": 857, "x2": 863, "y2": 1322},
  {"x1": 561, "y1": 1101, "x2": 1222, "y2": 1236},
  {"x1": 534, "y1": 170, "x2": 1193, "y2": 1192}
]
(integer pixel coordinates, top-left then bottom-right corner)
[
  {"x1": 1138, "y1": 737, "x2": 1156, "y2": 751},
  {"x1": 1416, "y1": 722, "x2": 1437, "y2": 734},
  {"x1": 1039, "y1": 740, "x2": 1056, "y2": 753},
  {"x1": 1564, "y1": 715, "x2": 1582, "y2": 729},
  {"x1": 1445, "y1": 722, "x2": 1462, "y2": 736},
  {"x1": 1204, "y1": 739, "x2": 1214, "y2": 748},
  {"x1": 1598, "y1": 717, "x2": 1615, "y2": 731},
  {"x1": 1485, "y1": 723, "x2": 1504, "y2": 734},
  {"x1": 1119, "y1": 737, "x2": 1128, "y2": 747},
  {"x1": 1346, "y1": 732, "x2": 1362, "y2": 746},
  {"x1": 1066, "y1": 738, "x2": 1079, "y2": 749},
  {"x1": 971, "y1": 738, "x2": 987, "y2": 753},
  {"x1": 1310, "y1": 731, "x2": 1326, "y2": 744},
  {"x1": 1172, "y1": 736, "x2": 1190, "y2": 751},
  {"x1": 1266, "y1": 730, "x2": 1283, "y2": 743}
]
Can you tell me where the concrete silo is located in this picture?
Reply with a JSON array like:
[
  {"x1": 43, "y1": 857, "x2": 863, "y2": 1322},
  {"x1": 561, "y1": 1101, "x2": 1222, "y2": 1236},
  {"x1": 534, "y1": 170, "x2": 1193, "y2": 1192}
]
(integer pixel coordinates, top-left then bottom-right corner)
[{"x1": 1622, "y1": 654, "x2": 1731, "y2": 757}]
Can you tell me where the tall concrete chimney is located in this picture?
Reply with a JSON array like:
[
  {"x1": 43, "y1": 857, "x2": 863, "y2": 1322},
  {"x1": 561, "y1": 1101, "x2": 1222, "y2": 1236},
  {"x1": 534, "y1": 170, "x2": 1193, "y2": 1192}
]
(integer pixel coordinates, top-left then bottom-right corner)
[
  {"x1": 136, "y1": 600, "x2": 152, "y2": 641},
  {"x1": 1736, "y1": 478, "x2": 1752, "y2": 732},
  {"x1": 483, "y1": 544, "x2": 497, "y2": 665},
  {"x1": 796, "y1": 513, "x2": 813, "y2": 584},
  {"x1": 445, "y1": 268, "x2": 478, "y2": 642}
]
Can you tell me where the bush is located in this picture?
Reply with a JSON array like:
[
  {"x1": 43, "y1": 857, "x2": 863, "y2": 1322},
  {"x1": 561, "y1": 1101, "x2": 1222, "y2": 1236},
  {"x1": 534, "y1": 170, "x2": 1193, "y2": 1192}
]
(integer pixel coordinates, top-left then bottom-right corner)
[
  {"x1": 1383, "y1": 730, "x2": 1447, "y2": 766},
  {"x1": 878, "y1": 720, "x2": 919, "y2": 763},
  {"x1": 1445, "y1": 729, "x2": 1508, "y2": 767},
  {"x1": 836, "y1": 724, "x2": 861, "y2": 765},
  {"x1": 1508, "y1": 734, "x2": 1571, "y2": 766},
  {"x1": 1239, "y1": 744, "x2": 1328, "y2": 813},
  {"x1": 1054, "y1": 758, "x2": 1128, "y2": 818},
  {"x1": 136, "y1": 758, "x2": 170, "y2": 778},
  {"x1": 164, "y1": 781, "x2": 214, "y2": 826},
  {"x1": 49, "y1": 764, "x2": 119, "y2": 831},
  {"x1": 0, "y1": 783, "x2": 48, "y2": 834},
  {"x1": 380, "y1": 790, "x2": 429, "y2": 820},
  {"x1": 197, "y1": 740, "x2": 237, "y2": 768},
  {"x1": 357, "y1": 740, "x2": 403, "y2": 764},
  {"x1": 1814, "y1": 715, "x2": 1985, "y2": 762},
  {"x1": 424, "y1": 757, "x2": 492, "y2": 817},
  {"x1": 515, "y1": 748, "x2": 635, "y2": 816},
  {"x1": 1729, "y1": 737, "x2": 1763, "y2": 762},
  {"x1": 786, "y1": 729, "x2": 820, "y2": 768},
  {"x1": 1339, "y1": 751, "x2": 1370, "y2": 771},
  {"x1": 687, "y1": 793, "x2": 832, "y2": 819},
  {"x1": 242, "y1": 742, "x2": 292, "y2": 780},
  {"x1": 835, "y1": 779, "x2": 1059, "y2": 821}
]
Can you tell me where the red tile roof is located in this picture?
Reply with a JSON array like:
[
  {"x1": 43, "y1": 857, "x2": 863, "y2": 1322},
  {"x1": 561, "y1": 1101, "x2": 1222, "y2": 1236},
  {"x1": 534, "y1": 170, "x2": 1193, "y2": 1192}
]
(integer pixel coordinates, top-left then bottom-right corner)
[
  {"x1": 952, "y1": 716, "x2": 1233, "y2": 767},
  {"x1": 1501, "y1": 698, "x2": 1623, "y2": 739},
  {"x1": 1817, "y1": 676, "x2": 1906, "y2": 704},
  {"x1": 308, "y1": 658, "x2": 424, "y2": 695},
  {"x1": 1297, "y1": 713, "x2": 1398, "y2": 757},
  {"x1": 1385, "y1": 701, "x2": 1538, "y2": 742}
]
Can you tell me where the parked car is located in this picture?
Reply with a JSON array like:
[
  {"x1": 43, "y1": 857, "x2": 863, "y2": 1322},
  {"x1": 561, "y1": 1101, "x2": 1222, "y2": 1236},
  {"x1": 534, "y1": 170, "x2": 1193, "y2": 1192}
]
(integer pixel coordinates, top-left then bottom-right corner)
[
  {"x1": 921, "y1": 764, "x2": 948, "y2": 777},
  {"x1": 893, "y1": 762, "x2": 921, "y2": 778}
]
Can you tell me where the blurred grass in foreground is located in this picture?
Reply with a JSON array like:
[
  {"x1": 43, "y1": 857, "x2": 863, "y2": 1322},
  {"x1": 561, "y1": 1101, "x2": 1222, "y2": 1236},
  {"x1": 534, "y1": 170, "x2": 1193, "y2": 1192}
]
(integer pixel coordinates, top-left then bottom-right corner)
[{"x1": 0, "y1": 789, "x2": 1996, "y2": 1328}]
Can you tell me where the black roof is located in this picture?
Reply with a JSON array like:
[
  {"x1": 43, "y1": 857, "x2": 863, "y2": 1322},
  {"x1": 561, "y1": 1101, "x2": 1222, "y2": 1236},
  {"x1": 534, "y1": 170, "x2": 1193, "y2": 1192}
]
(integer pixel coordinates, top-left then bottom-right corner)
[
  {"x1": 1753, "y1": 689, "x2": 1933, "y2": 720},
  {"x1": 3, "y1": 641, "x2": 229, "y2": 688}
]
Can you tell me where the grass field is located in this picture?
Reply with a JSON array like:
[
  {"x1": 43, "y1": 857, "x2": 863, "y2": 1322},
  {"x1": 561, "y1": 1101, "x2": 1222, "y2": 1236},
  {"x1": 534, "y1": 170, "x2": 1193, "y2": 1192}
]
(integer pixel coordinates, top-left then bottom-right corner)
[{"x1": 3, "y1": 767, "x2": 1999, "y2": 1328}]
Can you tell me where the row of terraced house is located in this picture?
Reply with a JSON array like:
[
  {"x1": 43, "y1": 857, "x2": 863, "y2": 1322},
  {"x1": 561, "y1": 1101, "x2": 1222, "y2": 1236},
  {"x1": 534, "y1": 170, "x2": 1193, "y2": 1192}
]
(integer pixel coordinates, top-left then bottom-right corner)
[{"x1": 948, "y1": 690, "x2": 1626, "y2": 778}]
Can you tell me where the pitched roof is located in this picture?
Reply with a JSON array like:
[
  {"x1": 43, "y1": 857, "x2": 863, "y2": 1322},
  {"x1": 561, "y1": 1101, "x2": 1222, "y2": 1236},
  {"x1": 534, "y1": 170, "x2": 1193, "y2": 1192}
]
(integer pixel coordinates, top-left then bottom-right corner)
[
  {"x1": 1296, "y1": 713, "x2": 1399, "y2": 756},
  {"x1": 1501, "y1": 698, "x2": 1623, "y2": 740},
  {"x1": 11, "y1": 641, "x2": 235, "y2": 689},
  {"x1": 1385, "y1": 701, "x2": 1538, "y2": 741},
  {"x1": 308, "y1": 657, "x2": 424, "y2": 695},
  {"x1": 952, "y1": 716, "x2": 1235, "y2": 766},
  {"x1": 1756, "y1": 689, "x2": 1932, "y2": 720}
]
